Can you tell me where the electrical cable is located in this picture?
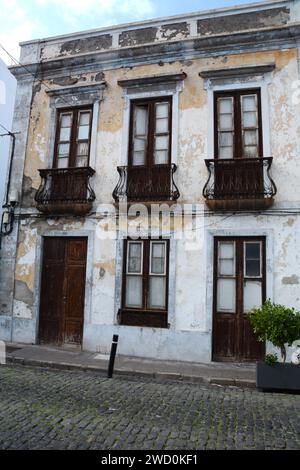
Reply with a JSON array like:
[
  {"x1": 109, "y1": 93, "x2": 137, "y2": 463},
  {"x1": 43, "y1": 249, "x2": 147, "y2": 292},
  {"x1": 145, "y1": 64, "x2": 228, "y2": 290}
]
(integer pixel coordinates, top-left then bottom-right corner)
[
  {"x1": 0, "y1": 122, "x2": 12, "y2": 135},
  {"x1": 0, "y1": 43, "x2": 80, "y2": 109}
]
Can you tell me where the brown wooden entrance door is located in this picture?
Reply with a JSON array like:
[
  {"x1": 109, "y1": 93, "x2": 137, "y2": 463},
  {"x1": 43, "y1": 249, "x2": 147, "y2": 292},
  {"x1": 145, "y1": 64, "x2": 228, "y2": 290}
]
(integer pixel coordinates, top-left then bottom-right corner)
[
  {"x1": 213, "y1": 237, "x2": 266, "y2": 362},
  {"x1": 39, "y1": 237, "x2": 87, "y2": 347}
]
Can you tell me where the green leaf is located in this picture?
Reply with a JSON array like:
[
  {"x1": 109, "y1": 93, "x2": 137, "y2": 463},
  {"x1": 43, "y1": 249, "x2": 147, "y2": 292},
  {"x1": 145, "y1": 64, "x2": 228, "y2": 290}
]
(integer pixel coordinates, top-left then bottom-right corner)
[{"x1": 247, "y1": 300, "x2": 300, "y2": 362}]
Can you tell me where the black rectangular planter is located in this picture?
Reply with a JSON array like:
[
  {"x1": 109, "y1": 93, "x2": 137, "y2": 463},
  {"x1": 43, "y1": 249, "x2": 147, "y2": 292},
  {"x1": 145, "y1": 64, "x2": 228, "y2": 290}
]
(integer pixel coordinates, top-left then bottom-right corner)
[{"x1": 257, "y1": 362, "x2": 300, "y2": 392}]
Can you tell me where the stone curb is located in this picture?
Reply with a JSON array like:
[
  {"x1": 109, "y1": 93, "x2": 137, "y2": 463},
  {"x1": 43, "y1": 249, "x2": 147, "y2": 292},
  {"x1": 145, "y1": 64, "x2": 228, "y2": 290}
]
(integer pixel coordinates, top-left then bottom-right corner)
[
  {"x1": 209, "y1": 377, "x2": 256, "y2": 389},
  {"x1": 6, "y1": 356, "x2": 256, "y2": 389}
]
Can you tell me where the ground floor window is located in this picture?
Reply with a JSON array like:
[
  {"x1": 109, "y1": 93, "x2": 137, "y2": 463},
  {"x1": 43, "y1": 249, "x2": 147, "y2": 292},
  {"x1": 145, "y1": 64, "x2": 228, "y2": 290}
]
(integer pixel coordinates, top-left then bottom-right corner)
[{"x1": 119, "y1": 239, "x2": 169, "y2": 328}]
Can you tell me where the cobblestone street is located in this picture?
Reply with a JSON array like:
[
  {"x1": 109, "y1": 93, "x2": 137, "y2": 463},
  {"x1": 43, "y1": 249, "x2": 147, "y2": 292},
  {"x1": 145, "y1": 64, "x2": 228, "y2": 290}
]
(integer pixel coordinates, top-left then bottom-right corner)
[{"x1": 0, "y1": 365, "x2": 299, "y2": 450}]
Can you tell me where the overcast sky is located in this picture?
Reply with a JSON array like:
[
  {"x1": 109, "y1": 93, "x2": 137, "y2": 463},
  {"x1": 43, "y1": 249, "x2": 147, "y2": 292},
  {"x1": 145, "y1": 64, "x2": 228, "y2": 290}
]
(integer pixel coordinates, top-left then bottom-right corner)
[{"x1": 0, "y1": 0, "x2": 267, "y2": 64}]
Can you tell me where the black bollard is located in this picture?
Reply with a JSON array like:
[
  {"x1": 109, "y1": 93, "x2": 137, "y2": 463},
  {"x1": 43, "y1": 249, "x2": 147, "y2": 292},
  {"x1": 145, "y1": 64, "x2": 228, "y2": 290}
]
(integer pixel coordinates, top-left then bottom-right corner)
[{"x1": 108, "y1": 334, "x2": 119, "y2": 378}]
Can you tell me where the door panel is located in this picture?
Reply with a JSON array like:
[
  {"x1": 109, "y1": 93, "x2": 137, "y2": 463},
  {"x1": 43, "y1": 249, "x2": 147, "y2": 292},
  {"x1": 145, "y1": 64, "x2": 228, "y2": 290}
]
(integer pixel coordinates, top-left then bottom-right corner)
[
  {"x1": 214, "y1": 317, "x2": 237, "y2": 360},
  {"x1": 39, "y1": 237, "x2": 87, "y2": 347},
  {"x1": 213, "y1": 237, "x2": 265, "y2": 362},
  {"x1": 63, "y1": 263, "x2": 86, "y2": 345},
  {"x1": 240, "y1": 319, "x2": 264, "y2": 362},
  {"x1": 39, "y1": 265, "x2": 64, "y2": 345},
  {"x1": 67, "y1": 239, "x2": 87, "y2": 261},
  {"x1": 39, "y1": 238, "x2": 65, "y2": 345}
]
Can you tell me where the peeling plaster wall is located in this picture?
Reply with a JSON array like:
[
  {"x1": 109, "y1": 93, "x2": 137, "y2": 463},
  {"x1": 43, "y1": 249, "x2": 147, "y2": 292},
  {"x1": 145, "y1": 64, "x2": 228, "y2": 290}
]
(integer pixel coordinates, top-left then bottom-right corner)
[
  {"x1": 8, "y1": 211, "x2": 300, "y2": 362},
  {"x1": 0, "y1": 74, "x2": 34, "y2": 342},
  {"x1": 20, "y1": 2, "x2": 296, "y2": 63},
  {"x1": 22, "y1": 49, "x2": 299, "y2": 207},
  {"x1": 2, "y1": 2, "x2": 300, "y2": 361}
]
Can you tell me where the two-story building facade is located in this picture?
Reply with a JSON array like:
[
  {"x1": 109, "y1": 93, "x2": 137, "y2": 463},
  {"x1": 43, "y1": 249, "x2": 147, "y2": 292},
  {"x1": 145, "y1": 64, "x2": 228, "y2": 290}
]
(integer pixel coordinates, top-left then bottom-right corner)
[{"x1": 1, "y1": 0, "x2": 300, "y2": 363}]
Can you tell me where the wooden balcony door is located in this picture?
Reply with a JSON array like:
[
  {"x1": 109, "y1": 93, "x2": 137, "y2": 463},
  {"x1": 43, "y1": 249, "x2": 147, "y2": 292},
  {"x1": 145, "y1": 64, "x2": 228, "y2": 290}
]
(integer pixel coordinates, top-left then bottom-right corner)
[
  {"x1": 213, "y1": 237, "x2": 266, "y2": 362},
  {"x1": 127, "y1": 97, "x2": 172, "y2": 200},
  {"x1": 51, "y1": 107, "x2": 93, "y2": 201},
  {"x1": 39, "y1": 237, "x2": 87, "y2": 347},
  {"x1": 214, "y1": 89, "x2": 264, "y2": 198}
]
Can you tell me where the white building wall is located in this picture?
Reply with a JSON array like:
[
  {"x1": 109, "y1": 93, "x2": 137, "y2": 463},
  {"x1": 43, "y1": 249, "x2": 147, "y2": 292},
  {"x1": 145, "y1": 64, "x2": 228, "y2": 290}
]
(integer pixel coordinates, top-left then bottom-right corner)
[{"x1": 12, "y1": 207, "x2": 300, "y2": 363}]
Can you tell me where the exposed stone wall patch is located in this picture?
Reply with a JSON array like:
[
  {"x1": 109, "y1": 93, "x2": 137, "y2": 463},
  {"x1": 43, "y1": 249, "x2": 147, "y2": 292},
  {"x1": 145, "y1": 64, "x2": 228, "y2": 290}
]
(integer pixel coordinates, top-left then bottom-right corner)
[
  {"x1": 197, "y1": 8, "x2": 290, "y2": 36},
  {"x1": 60, "y1": 34, "x2": 112, "y2": 56},
  {"x1": 15, "y1": 280, "x2": 34, "y2": 307},
  {"x1": 282, "y1": 275, "x2": 299, "y2": 285}
]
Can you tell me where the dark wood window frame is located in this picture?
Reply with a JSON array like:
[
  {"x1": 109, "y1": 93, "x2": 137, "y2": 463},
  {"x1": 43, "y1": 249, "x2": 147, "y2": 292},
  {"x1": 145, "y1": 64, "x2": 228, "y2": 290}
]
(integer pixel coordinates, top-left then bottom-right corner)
[
  {"x1": 214, "y1": 89, "x2": 263, "y2": 159},
  {"x1": 128, "y1": 96, "x2": 173, "y2": 168},
  {"x1": 53, "y1": 106, "x2": 93, "y2": 169},
  {"x1": 120, "y1": 239, "x2": 170, "y2": 329}
]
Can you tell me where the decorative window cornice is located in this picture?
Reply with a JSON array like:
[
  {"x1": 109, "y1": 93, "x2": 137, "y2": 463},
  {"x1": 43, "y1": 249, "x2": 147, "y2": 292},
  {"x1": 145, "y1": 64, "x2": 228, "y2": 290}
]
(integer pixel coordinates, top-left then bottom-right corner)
[
  {"x1": 118, "y1": 73, "x2": 187, "y2": 89},
  {"x1": 199, "y1": 64, "x2": 275, "y2": 80},
  {"x1": 46, "y1": 82, "x2": 106, "y2": 106}
]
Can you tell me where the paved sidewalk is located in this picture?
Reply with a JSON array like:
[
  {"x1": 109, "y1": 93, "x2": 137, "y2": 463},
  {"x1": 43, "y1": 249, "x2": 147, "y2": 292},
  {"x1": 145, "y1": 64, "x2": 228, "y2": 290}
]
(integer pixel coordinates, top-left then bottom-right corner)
[{"x1": 5, "y1": 343, "x2": 256, "y2": 388}]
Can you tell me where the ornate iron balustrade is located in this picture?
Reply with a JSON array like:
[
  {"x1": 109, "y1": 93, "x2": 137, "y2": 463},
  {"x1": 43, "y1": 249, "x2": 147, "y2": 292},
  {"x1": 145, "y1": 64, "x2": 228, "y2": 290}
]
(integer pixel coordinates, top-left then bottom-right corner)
[
  {"x1": 35, "y1": 167, "x2": 96, "y2": 215},
  {"x1": 113, "y1": 164, "x2": 180, "y2": 203},
  {"x1": 203, "y1": 157, "x2": 277, "y2": 211}
]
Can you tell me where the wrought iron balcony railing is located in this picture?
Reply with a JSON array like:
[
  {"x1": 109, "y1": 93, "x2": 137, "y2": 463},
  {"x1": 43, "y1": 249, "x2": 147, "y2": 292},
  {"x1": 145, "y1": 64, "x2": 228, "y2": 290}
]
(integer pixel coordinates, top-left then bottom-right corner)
[
  {"x1": 203, "y1": 157, "x2": 277, "y2": 211},
  {"x1": 113, "y1": 164, "x2": 180, "y2": 203},
  {"x1": 35, "y1": 167, "x2": 96, "y2": 216}
]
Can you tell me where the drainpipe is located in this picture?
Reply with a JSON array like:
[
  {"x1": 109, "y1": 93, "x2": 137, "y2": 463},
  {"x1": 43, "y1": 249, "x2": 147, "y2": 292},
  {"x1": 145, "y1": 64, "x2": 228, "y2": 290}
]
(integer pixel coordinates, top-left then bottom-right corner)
[{"x1": 0, "y1": 131, "x2": 18, "y2": 250}]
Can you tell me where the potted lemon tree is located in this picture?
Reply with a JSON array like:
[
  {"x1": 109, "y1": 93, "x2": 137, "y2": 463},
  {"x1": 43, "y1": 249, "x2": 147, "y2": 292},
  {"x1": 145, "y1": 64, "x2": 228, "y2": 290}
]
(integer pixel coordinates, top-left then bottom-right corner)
[{"x1": 248, "y1": 300, "x2": 300, "y2": 392}]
